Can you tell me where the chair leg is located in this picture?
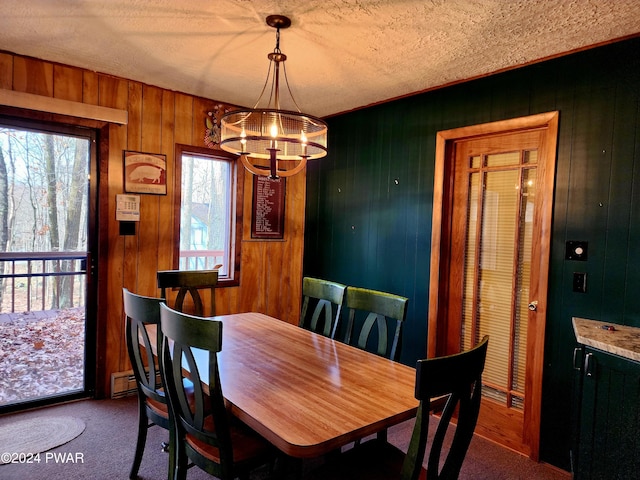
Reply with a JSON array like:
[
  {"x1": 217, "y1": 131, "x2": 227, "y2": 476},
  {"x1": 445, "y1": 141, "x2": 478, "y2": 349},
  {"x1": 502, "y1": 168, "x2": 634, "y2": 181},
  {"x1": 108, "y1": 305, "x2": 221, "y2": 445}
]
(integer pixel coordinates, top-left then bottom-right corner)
[
  {"x1": 166, "y1": 421, "x2": 176, "y2": 480},
  {"x1": 129, "y1": 402, "x2": 149, "y2": 479},
  {"x1": 175, "y1": 439, "x2": 188, "y2": 480}
]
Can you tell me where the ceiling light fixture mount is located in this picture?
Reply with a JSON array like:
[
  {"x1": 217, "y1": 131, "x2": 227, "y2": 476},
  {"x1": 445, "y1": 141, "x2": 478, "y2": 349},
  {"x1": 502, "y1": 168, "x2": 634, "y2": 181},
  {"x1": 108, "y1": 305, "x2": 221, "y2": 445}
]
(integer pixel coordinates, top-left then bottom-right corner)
[{"x1": 220, "y1": 15, "x2": 328, "y2": 179}]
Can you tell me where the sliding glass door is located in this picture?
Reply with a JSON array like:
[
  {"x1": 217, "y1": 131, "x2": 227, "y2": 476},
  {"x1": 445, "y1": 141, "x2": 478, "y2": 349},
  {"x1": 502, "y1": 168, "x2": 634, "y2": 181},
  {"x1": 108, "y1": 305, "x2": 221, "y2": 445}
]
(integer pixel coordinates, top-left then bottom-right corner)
[{"x1": 0, "y1": 118, "x2": 97, "y2": 411}]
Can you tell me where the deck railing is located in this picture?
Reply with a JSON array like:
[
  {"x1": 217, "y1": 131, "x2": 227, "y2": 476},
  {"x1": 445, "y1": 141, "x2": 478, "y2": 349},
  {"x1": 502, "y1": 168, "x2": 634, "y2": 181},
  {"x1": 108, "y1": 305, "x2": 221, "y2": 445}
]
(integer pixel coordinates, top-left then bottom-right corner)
[
  {"x1": 179, "y1": 249, "x2": 224, "y2": 271},
  {"x1": 0, "y1": 252, "x2": 87, "y2": 313}
]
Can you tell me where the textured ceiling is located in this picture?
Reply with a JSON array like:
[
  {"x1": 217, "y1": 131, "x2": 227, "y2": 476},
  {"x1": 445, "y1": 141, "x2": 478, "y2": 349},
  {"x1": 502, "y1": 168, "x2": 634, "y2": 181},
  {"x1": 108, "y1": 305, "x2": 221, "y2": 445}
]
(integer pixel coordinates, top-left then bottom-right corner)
[{"x1": 1, "y1": 0, "x2": 639, "y2": 118}]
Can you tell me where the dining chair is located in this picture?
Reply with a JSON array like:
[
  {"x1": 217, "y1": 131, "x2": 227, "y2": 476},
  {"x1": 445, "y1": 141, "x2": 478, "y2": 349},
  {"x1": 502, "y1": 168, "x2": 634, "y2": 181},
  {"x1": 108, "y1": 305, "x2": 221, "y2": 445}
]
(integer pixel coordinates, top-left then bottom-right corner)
[
  {"x1": 159, "y1": 303, "x2": 276, "y2": 480},
  {"x1": 342, "y1": 286, "x2": 408, "y2": 361},
  {"x1": 341, "y1": 287, "x2": 408, "y2": 445},
  {"x1": 123, "y1": 288, "x2": 173, "y2": 480},
  {"x1": 299, "y1": 276, "x2": 347, "y2": 338},
  {"x1": 157, "y1": 269, "x2": 218, "y2": 317},
  {"x1": 305, "y1": 335, "x2": 489, "y2": 480}
]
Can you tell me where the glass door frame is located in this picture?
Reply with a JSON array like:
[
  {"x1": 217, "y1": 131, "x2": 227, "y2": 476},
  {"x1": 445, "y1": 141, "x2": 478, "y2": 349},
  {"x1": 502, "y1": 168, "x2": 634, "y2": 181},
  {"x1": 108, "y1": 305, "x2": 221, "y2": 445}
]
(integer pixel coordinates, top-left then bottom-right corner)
[
  {"x1": 0, "y1": 116, "x2": 98, "y2": 413},
  {"x1": 427, "y1": 111, "x2": 559, "y2": 460}
]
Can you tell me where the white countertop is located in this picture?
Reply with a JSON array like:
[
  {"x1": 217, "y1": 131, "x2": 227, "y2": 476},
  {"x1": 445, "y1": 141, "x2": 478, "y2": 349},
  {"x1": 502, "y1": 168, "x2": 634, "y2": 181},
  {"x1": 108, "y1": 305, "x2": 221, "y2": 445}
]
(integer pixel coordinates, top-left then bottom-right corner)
[{"x1": 573, "y1": 317, "x2": 640, "y2": 363}]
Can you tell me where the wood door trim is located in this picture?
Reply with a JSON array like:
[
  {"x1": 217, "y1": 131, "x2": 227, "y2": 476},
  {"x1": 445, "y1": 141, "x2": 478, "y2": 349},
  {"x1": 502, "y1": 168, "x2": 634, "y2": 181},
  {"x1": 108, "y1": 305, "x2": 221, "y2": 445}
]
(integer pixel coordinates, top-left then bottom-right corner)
[
  {"x1": 523, "y1": 112, "x2": 559, "y2": 459},
  {"x1": 427, "y1": 111, "x2": 559, "y2": 461}
]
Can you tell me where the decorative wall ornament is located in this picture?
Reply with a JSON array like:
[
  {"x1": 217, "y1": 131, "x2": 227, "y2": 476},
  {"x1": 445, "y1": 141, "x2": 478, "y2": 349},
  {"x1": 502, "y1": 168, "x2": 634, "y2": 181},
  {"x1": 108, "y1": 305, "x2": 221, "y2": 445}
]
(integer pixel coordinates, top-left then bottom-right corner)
[
  {"x1": 204, "y1": 104, "x2": 230, "y2": 149},
  {"x1": 123, "y1": 150, "x2": 167, "y2": 195}
]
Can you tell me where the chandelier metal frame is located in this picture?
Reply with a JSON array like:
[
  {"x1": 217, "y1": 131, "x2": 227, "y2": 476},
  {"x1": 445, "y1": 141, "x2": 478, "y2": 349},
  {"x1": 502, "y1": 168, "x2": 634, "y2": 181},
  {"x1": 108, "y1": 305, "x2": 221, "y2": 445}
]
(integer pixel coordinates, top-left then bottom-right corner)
[{"x1": 220, "y1": 15, "x2": 328, "y2": 179}]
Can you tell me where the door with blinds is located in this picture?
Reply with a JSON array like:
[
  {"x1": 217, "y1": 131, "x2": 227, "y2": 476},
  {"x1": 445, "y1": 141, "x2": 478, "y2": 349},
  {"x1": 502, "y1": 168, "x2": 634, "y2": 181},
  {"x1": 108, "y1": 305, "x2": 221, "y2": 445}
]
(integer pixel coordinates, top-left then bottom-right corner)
[{"x1": 428, "y1": 112, "x2": 559, "y2": 460}]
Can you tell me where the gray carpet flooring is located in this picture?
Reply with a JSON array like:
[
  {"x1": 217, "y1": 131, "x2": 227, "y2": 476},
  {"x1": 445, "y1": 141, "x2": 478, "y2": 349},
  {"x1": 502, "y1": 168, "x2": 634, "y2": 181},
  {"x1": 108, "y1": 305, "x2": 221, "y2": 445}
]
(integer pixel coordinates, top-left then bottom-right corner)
[{"x1": 0, "y1": 395, "x2": 569, "y2": 480}]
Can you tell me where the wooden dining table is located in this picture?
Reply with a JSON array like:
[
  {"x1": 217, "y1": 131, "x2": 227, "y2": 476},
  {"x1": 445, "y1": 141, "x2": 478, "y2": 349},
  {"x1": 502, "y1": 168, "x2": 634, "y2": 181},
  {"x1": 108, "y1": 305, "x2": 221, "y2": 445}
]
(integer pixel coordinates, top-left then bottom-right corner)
[{"x1": 150, "y1": 311, "x2": 419, "y2": 458}]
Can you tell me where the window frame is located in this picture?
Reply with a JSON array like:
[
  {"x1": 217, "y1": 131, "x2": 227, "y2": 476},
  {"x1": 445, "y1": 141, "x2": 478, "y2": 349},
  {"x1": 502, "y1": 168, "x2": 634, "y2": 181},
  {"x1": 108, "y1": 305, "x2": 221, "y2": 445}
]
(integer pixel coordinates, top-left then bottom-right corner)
[
  {"x1": 0, "y1": 113, "x2": 99, "y2": 411},
  {"x1": 173, "y1": 144, "x2": 243, "y2": 287}
]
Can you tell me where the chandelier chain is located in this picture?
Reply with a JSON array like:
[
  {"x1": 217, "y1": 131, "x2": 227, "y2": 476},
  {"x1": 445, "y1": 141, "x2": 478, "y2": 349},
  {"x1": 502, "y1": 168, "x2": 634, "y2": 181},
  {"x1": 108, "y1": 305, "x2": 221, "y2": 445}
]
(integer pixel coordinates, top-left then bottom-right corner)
[
  {"x1": 251, "y1": 60, "x2": 275, "y2": 110},
  {"x1": 281, "y1": 62, "x2": 303, "y2": 113}
]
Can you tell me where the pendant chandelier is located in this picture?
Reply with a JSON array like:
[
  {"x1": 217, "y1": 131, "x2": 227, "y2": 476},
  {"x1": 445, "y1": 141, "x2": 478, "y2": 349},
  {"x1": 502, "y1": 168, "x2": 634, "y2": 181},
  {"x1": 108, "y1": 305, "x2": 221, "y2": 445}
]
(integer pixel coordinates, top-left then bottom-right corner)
[{"x1": 220, "y1": 15, "x2": 328, "y2": 179}]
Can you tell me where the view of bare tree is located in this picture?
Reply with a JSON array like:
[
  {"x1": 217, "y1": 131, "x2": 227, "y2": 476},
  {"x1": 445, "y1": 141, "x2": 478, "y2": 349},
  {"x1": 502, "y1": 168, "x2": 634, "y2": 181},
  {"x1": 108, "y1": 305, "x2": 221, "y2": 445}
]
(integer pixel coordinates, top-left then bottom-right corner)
[
  {"x1": 0, "y1": 124, "x2": 89, "y2": 407},
  {"x1": 179, "y1": 154, "x2": 229, "y2": 270},
  {"x1": 0, "y1": 127, "x2": 88, "y2": 312}
]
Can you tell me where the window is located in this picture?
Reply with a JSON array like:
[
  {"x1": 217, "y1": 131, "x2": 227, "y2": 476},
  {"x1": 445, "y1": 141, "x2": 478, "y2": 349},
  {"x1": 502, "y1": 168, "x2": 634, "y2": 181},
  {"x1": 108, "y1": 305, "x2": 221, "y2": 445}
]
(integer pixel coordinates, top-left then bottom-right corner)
[{"x1": 175, "y1": 144, "x2": 242, "y2": 286}]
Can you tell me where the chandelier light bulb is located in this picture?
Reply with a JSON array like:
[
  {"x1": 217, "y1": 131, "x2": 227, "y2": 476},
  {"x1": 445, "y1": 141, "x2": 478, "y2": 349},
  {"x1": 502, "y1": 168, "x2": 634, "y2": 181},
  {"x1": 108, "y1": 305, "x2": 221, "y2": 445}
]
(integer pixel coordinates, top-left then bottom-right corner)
[
  {"x1": 301, "y1": 130, "x2": 308, "y2": 156},
  {"x1": 240, "y1": 129, "x2": 247, "y2": 151}
]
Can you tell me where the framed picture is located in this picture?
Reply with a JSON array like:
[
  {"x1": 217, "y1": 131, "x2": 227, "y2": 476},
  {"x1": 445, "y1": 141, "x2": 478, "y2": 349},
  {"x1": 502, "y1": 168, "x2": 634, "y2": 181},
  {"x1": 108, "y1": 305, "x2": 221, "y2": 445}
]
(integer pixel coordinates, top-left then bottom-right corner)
[
  {"x1": 123, "y1": 150, "x2": 167, "y2": 195},
  {"x1": 251, "y1": 175, "x2": 285, "y2": 239}
]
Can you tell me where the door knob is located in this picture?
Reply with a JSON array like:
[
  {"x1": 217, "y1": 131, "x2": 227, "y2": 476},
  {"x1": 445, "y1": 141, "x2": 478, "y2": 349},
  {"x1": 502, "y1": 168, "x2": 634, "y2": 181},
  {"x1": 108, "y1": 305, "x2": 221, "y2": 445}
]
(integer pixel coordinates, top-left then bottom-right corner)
[{"x1": 528, "y1": 301, "x2": 538, "y2": 311}]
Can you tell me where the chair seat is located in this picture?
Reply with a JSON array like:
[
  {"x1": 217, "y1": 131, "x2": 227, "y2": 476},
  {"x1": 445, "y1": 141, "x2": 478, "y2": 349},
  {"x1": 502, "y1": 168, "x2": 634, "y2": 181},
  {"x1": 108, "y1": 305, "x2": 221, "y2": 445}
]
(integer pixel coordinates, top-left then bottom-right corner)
[
  {"x1": 145, "y1": 396, "x2": 169, "y2": 418},
  {"x1": 186, "y1": 416, "x2": 273, "y2": 464},
  {"x1": 146, "y1": 380, "x2": 201, "y2": 419},
  {"x1": 306, "y1": 439, "x2": 427, "y2": 480}
]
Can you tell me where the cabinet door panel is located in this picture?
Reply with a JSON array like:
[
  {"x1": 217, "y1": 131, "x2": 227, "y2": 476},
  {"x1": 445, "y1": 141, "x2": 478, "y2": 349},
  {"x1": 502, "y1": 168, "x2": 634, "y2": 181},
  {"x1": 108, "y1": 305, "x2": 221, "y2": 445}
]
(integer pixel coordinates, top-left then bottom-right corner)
[{"x1": 578, "y1": 348, "x2": 640, "y2": 480}]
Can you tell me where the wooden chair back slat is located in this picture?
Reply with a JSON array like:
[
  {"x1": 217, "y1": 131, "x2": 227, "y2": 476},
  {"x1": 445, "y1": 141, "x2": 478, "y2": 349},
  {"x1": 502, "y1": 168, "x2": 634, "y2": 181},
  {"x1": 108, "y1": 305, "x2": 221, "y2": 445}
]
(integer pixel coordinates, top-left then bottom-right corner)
[
  {"x1": 300, "y1": 277, "x2": 347, "y2": 338},
  {"x1": 157, "y1": 269, "x2": 218, "y2": 317},
  {"x1": 123, "y1": 288, "x2": 166, "y2": 407},
  {"x1": 404, "y1": 335, "x2": 489, "y2": 480},
  {"x1": 343, "y1": 286, "x2": 408, "y2": 361},
  {"x1": 303, "y1": 336, "x2": 489, "y2": 480},
  {"x1": 122, "y1": 288, "x2": 173, "y2": 478},
  {"x1": 159, "y1": 303, "x2": 275, "y2": 479}
]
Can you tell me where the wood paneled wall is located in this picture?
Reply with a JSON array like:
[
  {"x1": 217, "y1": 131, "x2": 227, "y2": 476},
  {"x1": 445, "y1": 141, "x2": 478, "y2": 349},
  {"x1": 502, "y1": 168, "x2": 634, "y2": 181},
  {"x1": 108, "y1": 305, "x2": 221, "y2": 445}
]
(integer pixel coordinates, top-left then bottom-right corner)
[
  {"x1": 0, "y1": 52, "x2": 305, "y2": 397},
  {"x1": 304, "y1": 37, "x2": 640, "y2": 471}
]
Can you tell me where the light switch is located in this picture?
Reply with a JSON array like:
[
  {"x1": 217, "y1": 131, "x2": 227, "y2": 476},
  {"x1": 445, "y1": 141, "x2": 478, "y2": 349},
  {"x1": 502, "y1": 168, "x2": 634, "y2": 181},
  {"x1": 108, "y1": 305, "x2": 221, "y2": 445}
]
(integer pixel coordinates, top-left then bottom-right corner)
[{"x1": 573, "y1": 272, "x2": 587, "y2": 293}]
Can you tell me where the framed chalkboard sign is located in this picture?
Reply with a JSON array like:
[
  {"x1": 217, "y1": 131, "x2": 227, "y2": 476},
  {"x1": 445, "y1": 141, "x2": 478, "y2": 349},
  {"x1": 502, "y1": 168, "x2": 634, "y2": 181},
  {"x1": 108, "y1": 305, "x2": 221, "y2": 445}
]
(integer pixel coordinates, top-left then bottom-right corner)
[{"x1": 251, "y1": 176, "x2": 286, "y2": 239}]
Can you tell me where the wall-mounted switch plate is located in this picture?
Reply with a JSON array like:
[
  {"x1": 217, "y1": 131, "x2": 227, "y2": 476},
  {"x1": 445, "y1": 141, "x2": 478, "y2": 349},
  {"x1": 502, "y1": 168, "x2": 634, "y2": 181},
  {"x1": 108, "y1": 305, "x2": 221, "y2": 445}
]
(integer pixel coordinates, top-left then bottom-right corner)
[
  {"x1": 573, "y1": 272, "x2": 587, "y2": 293},
  {"x1": 566, "y1": 241, "x2": 588, "y2": 261}
]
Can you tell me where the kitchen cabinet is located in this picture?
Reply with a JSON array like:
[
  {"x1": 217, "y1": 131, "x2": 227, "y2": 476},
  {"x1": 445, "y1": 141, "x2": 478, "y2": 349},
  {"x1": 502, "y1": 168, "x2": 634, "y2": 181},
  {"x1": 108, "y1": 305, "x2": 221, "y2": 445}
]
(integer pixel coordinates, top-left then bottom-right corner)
[{"x1": 573, "y1": 318, "x2": 640, "y2": 480}]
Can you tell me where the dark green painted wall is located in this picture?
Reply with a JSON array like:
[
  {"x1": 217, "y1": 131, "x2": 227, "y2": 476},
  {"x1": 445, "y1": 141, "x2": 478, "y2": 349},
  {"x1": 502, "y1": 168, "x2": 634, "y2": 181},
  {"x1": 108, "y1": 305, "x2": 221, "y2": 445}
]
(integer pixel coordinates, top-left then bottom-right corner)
[{"x1": 303, "y1": 37, "x2": 640, "y2": 471}]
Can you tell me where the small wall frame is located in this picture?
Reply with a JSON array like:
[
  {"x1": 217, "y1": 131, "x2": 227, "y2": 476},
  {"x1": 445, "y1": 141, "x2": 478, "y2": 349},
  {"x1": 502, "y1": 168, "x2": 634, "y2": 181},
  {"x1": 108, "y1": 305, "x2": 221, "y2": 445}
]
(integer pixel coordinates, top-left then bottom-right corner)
[
  {"x1": 251, "y1": 175, "x2": 285, "y2": 239},
  {"x1": 123, "y1": 150, "x2": 167, "y2": 195}
]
